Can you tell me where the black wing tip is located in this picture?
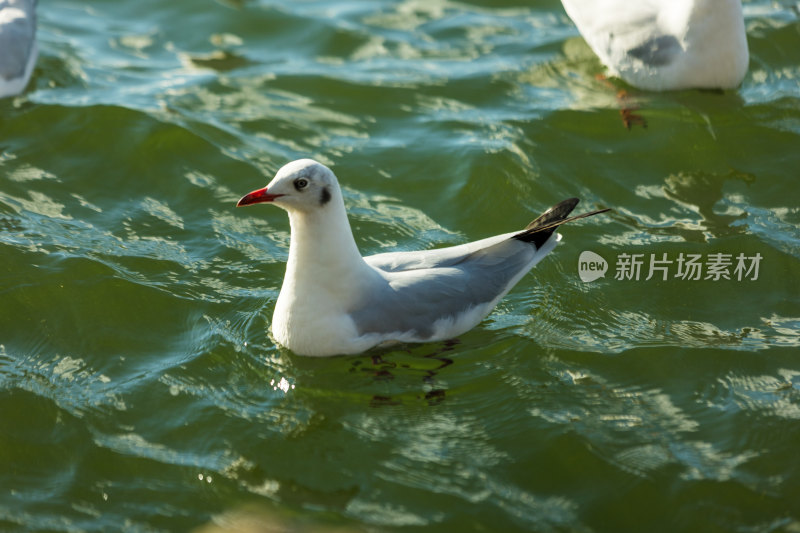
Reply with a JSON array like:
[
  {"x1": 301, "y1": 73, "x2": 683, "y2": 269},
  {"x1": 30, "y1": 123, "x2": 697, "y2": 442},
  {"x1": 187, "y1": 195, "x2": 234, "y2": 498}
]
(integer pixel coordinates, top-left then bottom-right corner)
[{"x1": 513, "y1": 198, "x2": 609, "y2": 248}]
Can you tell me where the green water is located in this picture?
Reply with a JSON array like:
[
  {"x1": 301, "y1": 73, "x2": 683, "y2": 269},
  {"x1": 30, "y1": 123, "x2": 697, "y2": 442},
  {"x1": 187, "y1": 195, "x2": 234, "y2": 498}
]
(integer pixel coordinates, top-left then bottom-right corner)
[{"x1": 2, "y1": 0, "x2": 799, "y2": 531}]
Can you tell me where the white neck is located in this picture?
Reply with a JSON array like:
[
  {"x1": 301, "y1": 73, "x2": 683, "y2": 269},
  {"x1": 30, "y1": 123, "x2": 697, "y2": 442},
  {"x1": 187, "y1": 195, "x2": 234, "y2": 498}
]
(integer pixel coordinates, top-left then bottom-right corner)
[{"x1": 281, "y1": 195, "x2": 373, "y2": 306}]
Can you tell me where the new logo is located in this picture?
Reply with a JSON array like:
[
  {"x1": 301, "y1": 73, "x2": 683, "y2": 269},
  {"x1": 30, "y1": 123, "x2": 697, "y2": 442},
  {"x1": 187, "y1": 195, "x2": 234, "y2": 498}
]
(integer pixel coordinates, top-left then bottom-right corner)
[{"x1": 578, "y1": 251, "x2": 608, "y2": 283}]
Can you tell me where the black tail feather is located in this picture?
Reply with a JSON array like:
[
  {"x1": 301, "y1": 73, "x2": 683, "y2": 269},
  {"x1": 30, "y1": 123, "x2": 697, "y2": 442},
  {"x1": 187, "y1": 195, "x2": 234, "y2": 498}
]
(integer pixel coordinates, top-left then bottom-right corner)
[{"x1": 513, "y1": 198, "x2": 611, "y2": 248}]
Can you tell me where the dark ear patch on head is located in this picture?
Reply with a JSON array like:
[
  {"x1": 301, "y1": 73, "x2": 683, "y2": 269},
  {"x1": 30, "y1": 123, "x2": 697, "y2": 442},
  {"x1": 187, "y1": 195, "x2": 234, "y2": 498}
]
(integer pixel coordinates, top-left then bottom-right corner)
[{"x1": 320, "y1": 187, "x2": 331, "y2": 205}]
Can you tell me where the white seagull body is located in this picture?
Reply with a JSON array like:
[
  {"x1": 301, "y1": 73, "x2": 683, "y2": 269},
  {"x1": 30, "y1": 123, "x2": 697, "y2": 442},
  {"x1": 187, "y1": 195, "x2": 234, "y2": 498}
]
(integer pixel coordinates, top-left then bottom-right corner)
[
  {"x1": 0, "y1": 0, "x2": 37, "y2": 98},
  {"x1": 560, "y1": 0, "x2": 749, "y2": 91},
  {"x1": 237, "y1": 159, "x2": 608, "y2": 357}
]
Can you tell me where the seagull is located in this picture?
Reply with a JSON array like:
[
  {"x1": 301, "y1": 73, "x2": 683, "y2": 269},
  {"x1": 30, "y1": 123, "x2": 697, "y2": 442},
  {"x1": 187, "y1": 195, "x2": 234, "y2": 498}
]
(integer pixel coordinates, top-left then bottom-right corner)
[
  {"x1": 560, "y1": 0, "x2": 749, "y2": 91},
  {"x1": 0, "y1": 0, "x2": 37, "y2": 99},
  {"x1": 237, "y1": 159, "x2": 609, "y2": 356}
]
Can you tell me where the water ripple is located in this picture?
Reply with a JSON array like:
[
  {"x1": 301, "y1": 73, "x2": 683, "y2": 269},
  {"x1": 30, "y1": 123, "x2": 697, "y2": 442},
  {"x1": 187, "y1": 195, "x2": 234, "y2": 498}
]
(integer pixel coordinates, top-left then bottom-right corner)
[{"x1": 2, "y1": 0, "x2": 799, "y2": 531}]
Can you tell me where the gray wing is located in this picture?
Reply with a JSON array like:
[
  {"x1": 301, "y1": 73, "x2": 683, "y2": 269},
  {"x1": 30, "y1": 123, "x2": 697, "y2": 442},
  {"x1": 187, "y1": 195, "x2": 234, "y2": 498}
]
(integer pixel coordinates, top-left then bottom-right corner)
[
  {"x1": 366, "y1": 198, "x2": 583, "y2": 273},
  {"x1": 354, "y1": 198, "x2": 599, "y2": 339},
  {"x1": 0, "y1": 0, "x2": 37, "y2": 83},
  {"x1": 626, "y1": 34, "x2": 681, "y2": 67},
  {"x1": 352, "y1": 237, "x2": 543, "y2": 339},
  {"x1": 364, "y1": 232, "x2": 517, "y2": 273}
]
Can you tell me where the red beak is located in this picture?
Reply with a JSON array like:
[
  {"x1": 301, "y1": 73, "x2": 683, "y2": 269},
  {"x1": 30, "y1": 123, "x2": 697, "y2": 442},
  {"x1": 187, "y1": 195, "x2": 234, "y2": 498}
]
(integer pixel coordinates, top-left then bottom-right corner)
[{"x1": 236, "y1": 187, "x2": 284, "y2": 207}]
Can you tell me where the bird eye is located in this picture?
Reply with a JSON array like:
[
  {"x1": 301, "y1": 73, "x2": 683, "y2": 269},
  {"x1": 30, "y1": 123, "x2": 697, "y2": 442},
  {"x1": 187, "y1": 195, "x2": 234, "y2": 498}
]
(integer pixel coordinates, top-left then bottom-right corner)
[{"x1": 294, "y1": 178, "x2": 309, "y2": 191}]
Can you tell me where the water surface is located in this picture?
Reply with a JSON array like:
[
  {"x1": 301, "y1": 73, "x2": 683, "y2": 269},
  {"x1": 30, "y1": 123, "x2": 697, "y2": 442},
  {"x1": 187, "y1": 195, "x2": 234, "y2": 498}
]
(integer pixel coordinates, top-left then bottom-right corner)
[{"x1": 1, "y1": 0, "x2": 799, "y2": 531}]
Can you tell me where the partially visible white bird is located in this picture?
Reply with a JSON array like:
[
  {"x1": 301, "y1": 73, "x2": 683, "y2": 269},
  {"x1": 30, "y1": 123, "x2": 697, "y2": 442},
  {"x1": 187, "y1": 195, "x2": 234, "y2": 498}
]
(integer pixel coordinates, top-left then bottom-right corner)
[
  {"x1": 0, "y1": 0, "x2": 37, "y2": 98},
  {"x1": 236, "y1": 159, "x2": 609, "y2": 357},
  {"x1": 560, "y1": 0, "x2": 749, "y2": 91}
]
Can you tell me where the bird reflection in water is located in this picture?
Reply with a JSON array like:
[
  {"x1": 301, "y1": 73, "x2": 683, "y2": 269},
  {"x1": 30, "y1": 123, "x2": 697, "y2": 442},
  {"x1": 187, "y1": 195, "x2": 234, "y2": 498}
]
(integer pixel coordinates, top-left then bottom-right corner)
[{"x1": 348, "y1": 340, "x2": 460, "y2": 407}]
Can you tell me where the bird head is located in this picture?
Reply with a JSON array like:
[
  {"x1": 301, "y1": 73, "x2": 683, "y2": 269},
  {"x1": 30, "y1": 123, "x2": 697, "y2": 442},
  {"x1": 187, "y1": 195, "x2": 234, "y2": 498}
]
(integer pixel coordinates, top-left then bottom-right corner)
[{"x1": 237, "y1": 159, "x2": 338, "y2": 213}]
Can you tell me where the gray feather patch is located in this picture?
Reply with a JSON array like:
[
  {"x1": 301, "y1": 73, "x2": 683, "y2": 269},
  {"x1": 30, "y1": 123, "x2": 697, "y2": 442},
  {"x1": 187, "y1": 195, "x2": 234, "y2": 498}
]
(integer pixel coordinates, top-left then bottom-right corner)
[{"x1": 627, "y1": 35, "x2": 681, "y2": 67}]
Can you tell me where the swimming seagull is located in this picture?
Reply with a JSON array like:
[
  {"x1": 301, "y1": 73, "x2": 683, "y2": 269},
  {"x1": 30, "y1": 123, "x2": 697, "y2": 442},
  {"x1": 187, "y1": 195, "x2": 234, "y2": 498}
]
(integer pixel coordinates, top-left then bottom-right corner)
[
  {"x1": 237, "y1": 159, "x2": 610, "y2": 356},
  {"x1": 560, "y1": 0, "x2": 749, "y2": 91},
  {"x1": 0, "y1": 0, "x2": 37, "y2": 98}
]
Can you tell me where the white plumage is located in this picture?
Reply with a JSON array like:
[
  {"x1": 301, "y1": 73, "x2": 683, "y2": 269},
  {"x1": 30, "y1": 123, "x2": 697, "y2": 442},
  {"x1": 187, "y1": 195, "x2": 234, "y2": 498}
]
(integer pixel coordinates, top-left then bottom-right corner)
[
  {"x1": 561, "y1": 0, "x2": 749, "y2": 90},
  {"x1": 0, "y1": 0, "x2": 37, "y2": 98}
]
